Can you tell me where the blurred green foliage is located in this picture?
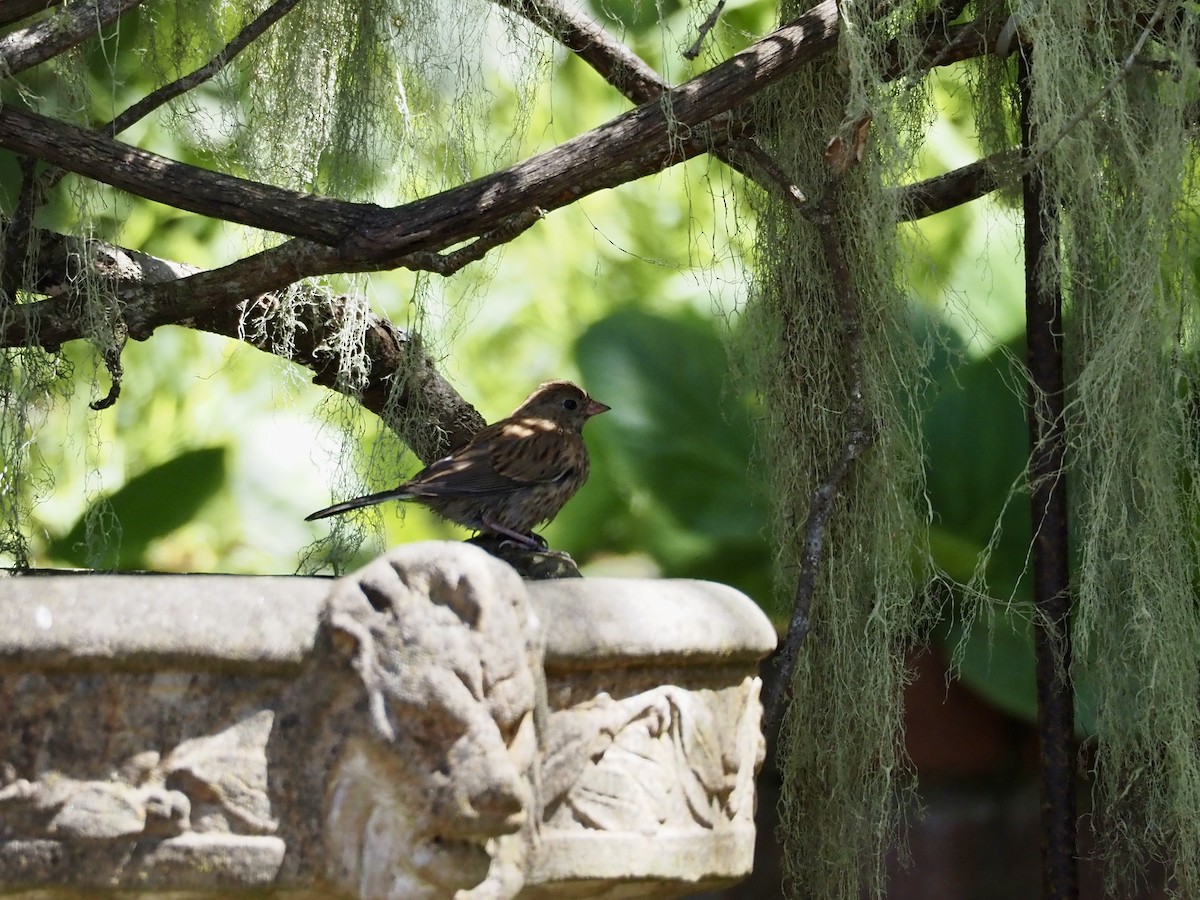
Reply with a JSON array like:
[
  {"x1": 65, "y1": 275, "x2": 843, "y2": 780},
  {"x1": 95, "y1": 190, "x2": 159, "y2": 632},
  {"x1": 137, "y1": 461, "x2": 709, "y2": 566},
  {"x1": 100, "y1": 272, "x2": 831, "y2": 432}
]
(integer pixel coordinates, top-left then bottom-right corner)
[{"x1": 0, "y1": 7, "x2": 1096, "y2": 726}]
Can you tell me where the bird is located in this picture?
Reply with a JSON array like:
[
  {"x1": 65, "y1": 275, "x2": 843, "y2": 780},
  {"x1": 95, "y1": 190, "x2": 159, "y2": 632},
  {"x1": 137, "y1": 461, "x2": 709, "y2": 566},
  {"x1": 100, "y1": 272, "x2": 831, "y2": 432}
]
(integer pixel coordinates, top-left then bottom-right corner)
[{"x1": 306, "y1": 380, "x2": 610, "y2": 549}]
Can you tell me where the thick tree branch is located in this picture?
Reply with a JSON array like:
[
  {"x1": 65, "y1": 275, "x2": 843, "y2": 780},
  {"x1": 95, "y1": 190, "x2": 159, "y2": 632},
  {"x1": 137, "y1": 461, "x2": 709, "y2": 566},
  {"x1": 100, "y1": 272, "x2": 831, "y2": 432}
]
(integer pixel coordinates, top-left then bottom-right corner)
[
  {"x1": 194, "y1": 294, "x2": 485, "y2": 464},
  {"x1": 0, "y1": 1, "x2": 64, "y2": 29},
  {"x1": 0, "y1": 0, "x2": 146, "y2": 76},
  {"x1": 16, "y1": 231, "x2": 485, "y2": 463},
  {"x1": 2, "y1": 0, "x2": 307, "y2": 295},
  {"x1": 0, "y1": 0, "x2": 1019, "y2": 461},
  {"x1": 2, "y1": 0, "x2": 1010, "y2": 292},
  {"x1": 499, "y1": 0, "x2": 1016, "y2": 225},
  {"x1": 1, "y1": 205, "x2": 553, "y2": 352},
  {"x1": 0, "y1": 105, "x2": 373, "y2": 243},
  {"x1": 346, "y1": 1, "x2": 839, "y2": 259},
  {"x1": 0, "y1": 2, "x2": 839, "y2": 257}
]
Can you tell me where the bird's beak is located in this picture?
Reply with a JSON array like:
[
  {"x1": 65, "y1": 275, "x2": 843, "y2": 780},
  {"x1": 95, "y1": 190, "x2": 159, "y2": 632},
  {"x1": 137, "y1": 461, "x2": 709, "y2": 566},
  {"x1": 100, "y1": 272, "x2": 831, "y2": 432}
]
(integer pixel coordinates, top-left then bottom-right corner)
[{"x1": 585, "y1": 399, "x2": 611, "y2": 417}]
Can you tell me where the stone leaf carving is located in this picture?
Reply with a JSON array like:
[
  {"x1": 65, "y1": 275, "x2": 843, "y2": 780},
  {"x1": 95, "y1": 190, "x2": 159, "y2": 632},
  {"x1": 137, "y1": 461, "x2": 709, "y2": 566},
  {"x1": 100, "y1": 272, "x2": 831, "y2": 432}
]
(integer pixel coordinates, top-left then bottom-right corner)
[
  {"x1": 0, "y1": 768, "x2": 189, "y2": 841},
  {"x1": 0, "y1": 709, "x2": 276, "y2": 842},
  {"x1": 320, "y1": 543, "x2": 543, "y2": 900},
  {"x1": 541, "y1": 678, "x2": 765, "y2": 835},
  {"x1": 161, "y1": 709, "x2": 278, "y2": 834}
]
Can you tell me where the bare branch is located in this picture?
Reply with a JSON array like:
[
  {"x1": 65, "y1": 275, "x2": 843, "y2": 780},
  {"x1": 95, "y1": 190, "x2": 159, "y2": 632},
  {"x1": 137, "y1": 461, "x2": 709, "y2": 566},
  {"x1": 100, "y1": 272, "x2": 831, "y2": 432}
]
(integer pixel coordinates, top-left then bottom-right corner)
[
  {"x1": 898, "y1": 151, "x2": 1018, "y2": 220},
  {"x1": 684, "y1": 0, "x2": 726, "y2": 60},
  {"x1": 492, "y1": 0, "x2": 667, "y2": 103},
  {"x1": 0, "y1": 0, "x2": 146, "y2": 76},
  {"x1": 38, "y1": 207, "x2": 546, "y2": 347},
  {"x1": 504, "y1": 0, "x2": 1015, "y2": 226},
  {"x1": 193, "y1": 293, "x2": 485, "y2": 464},
  {"x1": 0, "y1": 2, "x2": 838, "y2": 261},
  {"x1": 733, "y1": 138, "x2": 815, "y2": 215},
  {"x1": 882, "y1": 15, "x2": 1010, "y2": 81},
  {"x1": 108, "y1": 0, "x2": 304, "y2": 137},
  {"x1": 347, "y1": 1, "x2": 840, "y2": 259},
  {"x1": 2, "y1": 0, "x2": 307, "y2": 300},
  {"x1": 400, "y1": 208, "x2": 547, "y2": 276},
  {"x1": 0, "y1": 105, "x2": 368, "y2": 243},
  {"x1": 496, "y1": 0, "x2": 794, "y2": 210}
]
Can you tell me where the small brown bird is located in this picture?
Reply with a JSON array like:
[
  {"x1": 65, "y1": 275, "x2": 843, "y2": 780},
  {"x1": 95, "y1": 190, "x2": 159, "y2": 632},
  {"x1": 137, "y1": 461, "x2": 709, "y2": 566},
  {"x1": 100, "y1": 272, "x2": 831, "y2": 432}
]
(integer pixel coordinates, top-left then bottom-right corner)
[{"x1": 306, "y1": 380, "x2": 610, "y2": 549}]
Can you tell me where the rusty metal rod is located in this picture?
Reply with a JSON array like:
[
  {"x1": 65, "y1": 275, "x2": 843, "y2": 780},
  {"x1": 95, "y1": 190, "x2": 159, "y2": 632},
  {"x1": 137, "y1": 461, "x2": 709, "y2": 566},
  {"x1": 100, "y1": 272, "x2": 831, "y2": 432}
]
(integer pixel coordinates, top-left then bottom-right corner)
[{"x1": 1018, "y1": 48, "x2": 1079, "y2": 900}]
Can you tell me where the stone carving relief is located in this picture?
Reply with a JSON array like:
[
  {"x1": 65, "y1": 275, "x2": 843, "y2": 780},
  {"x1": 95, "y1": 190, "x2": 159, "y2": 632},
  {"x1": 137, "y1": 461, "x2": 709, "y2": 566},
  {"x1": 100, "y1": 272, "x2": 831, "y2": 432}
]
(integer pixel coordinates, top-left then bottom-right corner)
[
  {"x1": 320, "y1": 546, "x2": 543, "y2": 900},
  {"x1": 0, "y1": 709, "x2": 275, "y2": 842},
  {"x1": 0, "y1": 543, "x2": 775, "y2": 899},
  {"x1": 541, "y1": 681, "x2": 764, "y2": 836}
]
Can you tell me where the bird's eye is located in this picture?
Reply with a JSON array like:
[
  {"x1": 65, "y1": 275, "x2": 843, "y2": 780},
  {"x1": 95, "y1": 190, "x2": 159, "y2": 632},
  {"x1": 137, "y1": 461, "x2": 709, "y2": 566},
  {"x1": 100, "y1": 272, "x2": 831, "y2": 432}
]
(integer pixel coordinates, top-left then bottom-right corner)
[{"x1": 563, "y1": 398, "x2": 579, "y2": 411}]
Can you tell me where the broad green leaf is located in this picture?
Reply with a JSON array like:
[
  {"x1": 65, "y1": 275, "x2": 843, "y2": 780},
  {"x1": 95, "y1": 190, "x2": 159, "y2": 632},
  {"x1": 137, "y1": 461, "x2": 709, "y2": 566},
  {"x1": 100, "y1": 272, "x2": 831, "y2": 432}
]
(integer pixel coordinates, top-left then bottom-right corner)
[
  {"x1": 935, "y1": 604, "x2": 1098, "y2": 736},
  {"x1": 50, "y1": 447, "x2": 227, "y2": 570},
  {"x1": 575, "y1": 309, "x2": 774, "y2": 608},
  {"x1": 924, "y1": 338, "x2": 1032, "y2": 600}
]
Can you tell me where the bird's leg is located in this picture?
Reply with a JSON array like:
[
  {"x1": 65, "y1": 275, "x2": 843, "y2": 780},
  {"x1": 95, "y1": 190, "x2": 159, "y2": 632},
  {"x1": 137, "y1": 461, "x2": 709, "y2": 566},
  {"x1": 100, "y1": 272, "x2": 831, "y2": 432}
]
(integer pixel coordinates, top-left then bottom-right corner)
[
  {"x1": 481, "y1": 516, "x2": 546, "y2": 551},
  {"x1": 523, "y1": 531, "x2": 550, "y2": 549}
]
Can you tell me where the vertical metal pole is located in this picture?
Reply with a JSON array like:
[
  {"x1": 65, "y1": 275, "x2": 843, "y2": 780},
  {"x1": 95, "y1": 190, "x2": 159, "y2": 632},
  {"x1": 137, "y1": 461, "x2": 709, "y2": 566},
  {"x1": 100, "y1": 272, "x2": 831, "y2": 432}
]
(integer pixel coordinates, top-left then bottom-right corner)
[{"x1": 1018, "y1": 49, "x2": 1079, "y2": 900}]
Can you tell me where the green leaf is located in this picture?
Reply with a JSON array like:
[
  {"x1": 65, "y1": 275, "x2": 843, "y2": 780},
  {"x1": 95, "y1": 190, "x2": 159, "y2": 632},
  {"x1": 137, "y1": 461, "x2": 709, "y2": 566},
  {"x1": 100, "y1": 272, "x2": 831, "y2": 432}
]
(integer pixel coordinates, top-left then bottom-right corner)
[
  {"x1": 924, "y1": 338, "x2": 1032, "y2": 599},
  {"x1": 50, "y1": 446, "x2": 227, "y2": 570},
  {"x1": 934, "y1": 603, "x2": 1098, "y2": 736},
  {"x1": 574, "y1": 309, "x2": 774, "y2": 608},
  {"x1": 578, "y1": 309, "x2": 766, "y2": 535}
]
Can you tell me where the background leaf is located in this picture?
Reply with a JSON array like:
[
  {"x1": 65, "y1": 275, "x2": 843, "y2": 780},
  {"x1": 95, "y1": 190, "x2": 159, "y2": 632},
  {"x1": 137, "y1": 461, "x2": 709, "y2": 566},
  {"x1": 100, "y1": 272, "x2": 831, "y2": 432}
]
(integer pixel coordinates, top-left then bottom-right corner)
[
  {"x1": 574, "y1": 308, "x2": 774, "y2": 609},
  {"x1": 49, "y1": 446, "x2": 227, "y2": 570}
]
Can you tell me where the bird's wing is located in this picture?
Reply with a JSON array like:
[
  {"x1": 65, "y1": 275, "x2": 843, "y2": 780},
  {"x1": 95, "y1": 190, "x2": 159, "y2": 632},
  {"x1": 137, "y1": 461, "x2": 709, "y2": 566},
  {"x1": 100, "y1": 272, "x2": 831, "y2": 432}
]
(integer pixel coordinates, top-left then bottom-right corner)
[{"x1": 407, "y1": 421, "x2": 579, "y2": 496}]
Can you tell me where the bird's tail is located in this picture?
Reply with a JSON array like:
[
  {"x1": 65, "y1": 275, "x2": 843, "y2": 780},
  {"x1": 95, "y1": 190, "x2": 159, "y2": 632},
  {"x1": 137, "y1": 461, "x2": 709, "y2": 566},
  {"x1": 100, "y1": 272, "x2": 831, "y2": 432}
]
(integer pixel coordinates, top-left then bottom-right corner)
[{"x1": 305, "y1": 487, "x2": 411, "y2": 521}]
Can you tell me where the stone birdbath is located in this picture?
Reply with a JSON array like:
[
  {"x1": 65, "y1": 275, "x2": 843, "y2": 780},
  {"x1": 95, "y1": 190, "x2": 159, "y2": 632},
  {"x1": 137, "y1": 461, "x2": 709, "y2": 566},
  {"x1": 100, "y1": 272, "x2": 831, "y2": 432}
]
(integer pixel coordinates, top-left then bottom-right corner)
[{"x1": 0, "y1": 542, "x2": 775, "y2": 899}]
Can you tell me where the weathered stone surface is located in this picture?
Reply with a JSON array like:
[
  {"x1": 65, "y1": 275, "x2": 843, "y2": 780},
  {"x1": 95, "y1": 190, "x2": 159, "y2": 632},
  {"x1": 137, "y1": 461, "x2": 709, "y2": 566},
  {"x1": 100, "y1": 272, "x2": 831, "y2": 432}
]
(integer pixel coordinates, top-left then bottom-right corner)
[
  {"x1": 528, "y1": 579, "x2": 771, "y2": 899},
  {"x1": 0, "y1": 573, "x2": 326, "y2": 671},
  {"x1": 530, "y1": 577, "x2": 775, "y2": 666},
  {"x1": 0, "y1": 543, "x2": 774, "y2": 899},
  {"x1": 320, "y1": 546, "x2": 541, "y2": 900}
]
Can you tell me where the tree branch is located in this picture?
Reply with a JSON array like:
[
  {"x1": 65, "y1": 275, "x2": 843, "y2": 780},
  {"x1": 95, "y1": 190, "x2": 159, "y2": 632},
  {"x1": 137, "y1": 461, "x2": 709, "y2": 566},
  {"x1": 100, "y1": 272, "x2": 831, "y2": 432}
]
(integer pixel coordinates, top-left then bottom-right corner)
[
  {"x1": 685, "y1": 0, "x2": 727, "y2": 60},
  {"x1": 898, "y1": 151, "x2": 1018, "y2": 220},
  {"x1": 0, "y1": 1, "x2": 64, "y2": 29},
  {"x1": 0, "y1": 0, "x2": 1020, "y2": 465},
  {"x1": 0, "y1": 105, "x2": 371, "y2": 243},
  {"x1": 107, "y1": 0, "x2": 305, "y2": 137},
  {"x1": 346, "y1": 1, "x2": 839, "y2": 258},
  {"x1": 493, "y1": 0, "x2": 668, "y2": 104},
  {"x1": 15, "y1": 230, "x2": 485, "y2": 463},
  {"x1": 0, "y1": 0, "x2": 146, "y2": 76},
  {"x1": 2, "y1": 0, "x2": 308, "y2": 297},
  {"x1": 498, "y1": 0, "x2": 1016, "y2": 226},
  {"x1": 882, "y1": 14, "x2": 1009, "y2": 81},
  {"x1": 0, "y1": 2, "x2": 839, "y2": 258}
]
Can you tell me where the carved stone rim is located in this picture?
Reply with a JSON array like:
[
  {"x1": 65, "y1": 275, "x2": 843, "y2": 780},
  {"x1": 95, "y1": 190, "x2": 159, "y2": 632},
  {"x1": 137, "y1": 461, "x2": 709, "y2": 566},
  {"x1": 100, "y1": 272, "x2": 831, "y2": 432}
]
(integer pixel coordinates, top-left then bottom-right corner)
[{"x1": 1, "y1": 552, "x2": 777, "y2": 674}]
